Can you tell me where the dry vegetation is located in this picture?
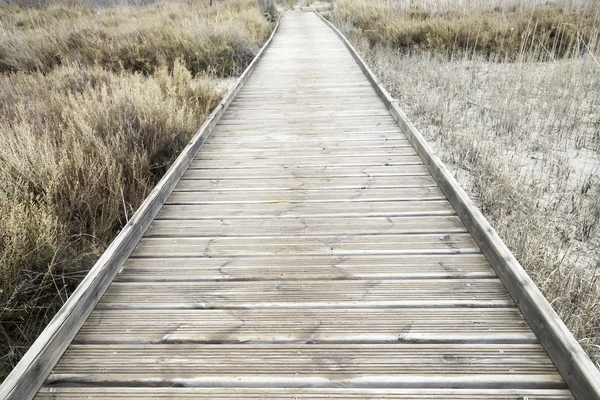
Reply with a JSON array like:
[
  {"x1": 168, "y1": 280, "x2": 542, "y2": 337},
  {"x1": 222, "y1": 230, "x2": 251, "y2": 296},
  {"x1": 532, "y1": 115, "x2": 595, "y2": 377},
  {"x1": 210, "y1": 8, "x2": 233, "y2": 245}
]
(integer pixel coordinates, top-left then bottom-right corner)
[
  {"x1": 0, "y1": 0, "x2": 273, "y2": 380},
  {"x1": 0, "y1": 0, "x2": 273, "y2": 75},
  {"x1": 328, "y1": 0, "x2": 600, "y2": 365},
  {"x1": 332, "y1": 0, "x2": 599, "y2": 60}
]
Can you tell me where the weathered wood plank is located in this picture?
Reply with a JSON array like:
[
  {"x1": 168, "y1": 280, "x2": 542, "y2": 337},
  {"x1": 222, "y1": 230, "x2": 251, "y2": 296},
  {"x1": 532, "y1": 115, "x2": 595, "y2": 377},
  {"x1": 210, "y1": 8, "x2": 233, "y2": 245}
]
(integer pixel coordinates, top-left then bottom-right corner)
[
  {"x1": 46, "y1": 344, "x2": 564, "y2": 389},
  {"x1": 166, "y1": 187, "x2": 447, "y2": 203},
  {"x1": 96, "y1": 279, "x2": 513, "y2": 309},
  {"x1": 156, "y1": 202, "x2": 455, "y2": 220},
  {"x1": 183, "y1": 165, "x2": 429, "y2": 179},
  {"x1": 199, "y1": 141, "x2": 411, "y2": 152},
  {"x1": 144, "y1": 216, "x2": 468, "y2": 237},
  {"x1": 34, "y1": 388, "x2": 576, "y2": 399},
  {"x1": 208, "y1": 130, "x2": 402, "y2": 141},
  {"x1": 73, "y1": 308, "x2": 535, "y2": 344},
  {"x1": 194, "y1": 148, "x2": 419, "y2": 159},
  {"x1": 174, "y1": 176, "x2": 436, "y2": 190},
  {"x1": 190, "y1": 155, "x2": 423, "y2": 168},
  {"x1": 116, "y1": 253, "x2": 495, "y2": 281},
  {"x1": 212, "y1": 122, "x2": 400, "y2": 131},
  {"x1": 129, "y1": 233, "x2": 478, "y2": 257},
  {"x1": 202, "y1": 137, "x2": 408, "y2": 145}
]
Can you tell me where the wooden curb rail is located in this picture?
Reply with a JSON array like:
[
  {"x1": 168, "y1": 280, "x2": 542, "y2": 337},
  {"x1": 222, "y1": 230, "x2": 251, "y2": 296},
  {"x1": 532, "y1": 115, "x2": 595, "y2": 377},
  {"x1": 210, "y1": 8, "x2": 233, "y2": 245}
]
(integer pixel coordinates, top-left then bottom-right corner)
[
  {"x1": 0, "y1": 15, "x2": 281, "y2": 400},
  {"x1": 313, "y1": 9, "x2": 600, "y2": 400}
]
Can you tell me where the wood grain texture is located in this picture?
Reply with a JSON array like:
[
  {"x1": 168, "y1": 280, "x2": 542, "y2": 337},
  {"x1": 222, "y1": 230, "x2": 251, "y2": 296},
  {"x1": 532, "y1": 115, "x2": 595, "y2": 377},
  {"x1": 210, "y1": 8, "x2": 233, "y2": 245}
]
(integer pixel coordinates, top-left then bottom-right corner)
[
  {"x1": 129, "y1": 234, "x2": 479, "y2": 257},
  {"x1": 115, "y1": 253, "x2": 495, "y2": 281},
  {"x1": 48, "y1": 344, "x2": 564, "y2": 388},
  {"x1": 166, "y1": 187, "x2": 447, "y2": 203},
  {"x1": 74, "y1": 308, "x2": 535, "y2": 344},
  {"x1": 96, "y1": 279, "x2": 513, "y2": 309},
  {"x1": 173, "y1": 176, "x2": 438, "y2": 190},
  {"x1": 155, "y1": 202, "x2": 456, "y2": 219},
  {"x1": 190, "y1": 155, "x2": 424, "y2": 168},
  {"x1": 34, "y1": 388, "x2": 575, "y2": 400},
  {"x1": 183, "y1": 165, "x2": 429, "y2": 178},
  {"x1": 23, "y1": 10, "x2": 579, "y2": 400},
  {"x1": 143, "y1": 216, "x2": 469, "y2": 236}
]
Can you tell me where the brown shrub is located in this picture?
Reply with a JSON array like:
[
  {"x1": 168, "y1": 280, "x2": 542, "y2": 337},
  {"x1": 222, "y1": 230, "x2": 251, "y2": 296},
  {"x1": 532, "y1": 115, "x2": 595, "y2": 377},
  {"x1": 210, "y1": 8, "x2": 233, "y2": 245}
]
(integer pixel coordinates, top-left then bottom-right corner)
[{"x1": 0, "y1": 60, "x2": 223, "y2": 377}]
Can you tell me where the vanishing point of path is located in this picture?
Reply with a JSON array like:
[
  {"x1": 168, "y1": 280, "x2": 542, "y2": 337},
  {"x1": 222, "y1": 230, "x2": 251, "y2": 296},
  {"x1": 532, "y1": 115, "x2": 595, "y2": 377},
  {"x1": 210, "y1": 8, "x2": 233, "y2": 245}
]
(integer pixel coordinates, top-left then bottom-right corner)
[{"x1": 35, "y1": 11, "x2": 573, "y2": 399}]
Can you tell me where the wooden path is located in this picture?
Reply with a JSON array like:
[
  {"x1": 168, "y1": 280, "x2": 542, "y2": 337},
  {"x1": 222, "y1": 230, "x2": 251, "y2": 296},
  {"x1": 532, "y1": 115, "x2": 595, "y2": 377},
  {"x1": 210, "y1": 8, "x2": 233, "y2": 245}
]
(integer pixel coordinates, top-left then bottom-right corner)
[{"x1": 22, "y1": 11, "x2": 583, "y2": 399}]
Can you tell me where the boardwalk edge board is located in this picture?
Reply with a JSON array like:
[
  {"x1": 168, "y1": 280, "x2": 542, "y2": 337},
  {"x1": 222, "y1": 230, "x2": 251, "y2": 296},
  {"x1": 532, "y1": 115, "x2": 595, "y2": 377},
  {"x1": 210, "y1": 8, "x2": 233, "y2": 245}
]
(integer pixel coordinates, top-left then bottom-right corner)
[
  {"x1": 0, "y1": 16, "x2": 281, "y2": 400},
  {"x1": 312, "y1": 10, "x2": 600, "y2": 400}
]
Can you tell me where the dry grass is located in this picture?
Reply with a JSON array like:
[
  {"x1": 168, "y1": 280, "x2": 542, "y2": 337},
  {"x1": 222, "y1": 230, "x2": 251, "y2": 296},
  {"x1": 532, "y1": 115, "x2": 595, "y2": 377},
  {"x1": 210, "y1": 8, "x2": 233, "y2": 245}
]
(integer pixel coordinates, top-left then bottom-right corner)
[
  {"x1": 0, "y1": 0, "x2": 272, "y2": 380},
  {"x1": 0, "y1": 0, "x2": 272, "y2": 75},
  {"x1": 330, "y1": 0, "x2": 599, "y2": 61},
  {"x1": 330, "y1": 0, "x2": 600, "y2": 366}
]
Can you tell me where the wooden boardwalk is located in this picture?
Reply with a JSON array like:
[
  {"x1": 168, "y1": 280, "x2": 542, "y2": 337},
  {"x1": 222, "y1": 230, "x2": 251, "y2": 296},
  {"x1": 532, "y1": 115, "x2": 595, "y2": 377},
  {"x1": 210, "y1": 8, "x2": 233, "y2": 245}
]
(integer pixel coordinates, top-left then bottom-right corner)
[{"x1": 18, "y1": 10, "x2": 585, "y2": 399}]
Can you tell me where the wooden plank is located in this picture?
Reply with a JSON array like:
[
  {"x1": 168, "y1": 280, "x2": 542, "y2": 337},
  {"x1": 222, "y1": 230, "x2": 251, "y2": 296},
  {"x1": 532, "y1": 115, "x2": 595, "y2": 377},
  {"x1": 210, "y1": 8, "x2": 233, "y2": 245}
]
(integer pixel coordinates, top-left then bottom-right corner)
[
  {"x1": 73, "y1": 308, "x2": 535, "y2": 344},
  {"x1": 227, "y1": 103, "x2": 385, "y2": 109},
  {"x1": 224, "y1": 105, "x2": 388, "y2": 111},
  {"x1": 174, "y1": 176, "x2": 436, "y2": 190},
  {"x1": 212, "y1": 122, "x2": 400, "y2": 130},
  {"x1": 155, "y1": 201, "x2": 456, "y2": 219},
  {"x1": 116, "y1": 253, "x2": 496, "y2": 281},
  {"x1": 34, "y1": 387, "x2": 576, "y2": 399},
  {"x1": 314, "y1": 10, "x2": 600, "y2": 399},
  {"x1": 166, "y1": 187, "x2": 447, "y2": 203},
  {"x1": 220, "y1": 111, "x2": 393, "y2": 120},
  {"x1": 204, "y1": 132, "x2": 404, "y2": 143},
  {"x1": 206, "y1": 132, "x2": 403, "y2": 142},
  {"x1": 195, "y1": 152, "x2": 420, "y2": 161},
  {"x1": 230, "y1": 91, "x2": 383, "y2": 97},
  {"x1": 196, "y1": 146, "x2": 415, "y2": 160},
  {"x1": 199, "y1": 140, "x2": 411, "y2": 151},
  {"x1": 46, "y1": 344, "x2": 564, "y2": 389},
  {"x1": 209, "y1": 127, "x2": 402, "y2": 135},
  {"x1": 0, "y1": 14, "x2": 283, "y2": 400},
  {"x1": 183, "y1": 165, "x2": 429, "y2": 179},
  {"x1": 129, "y1": 233, "x2": 478, "y2": 257},
  {"x1": 194, "y1": 147, "x2": 418, "y2": 157},
  {"x1": 96, "y1": 279, "x2": 512, "y2": 309},
  {"x1": 144, "y1": 216, "x2": 468, "y2": 237},
  {"x1": 190, "y1": 155, "x2": 423, "y2": 168}
]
